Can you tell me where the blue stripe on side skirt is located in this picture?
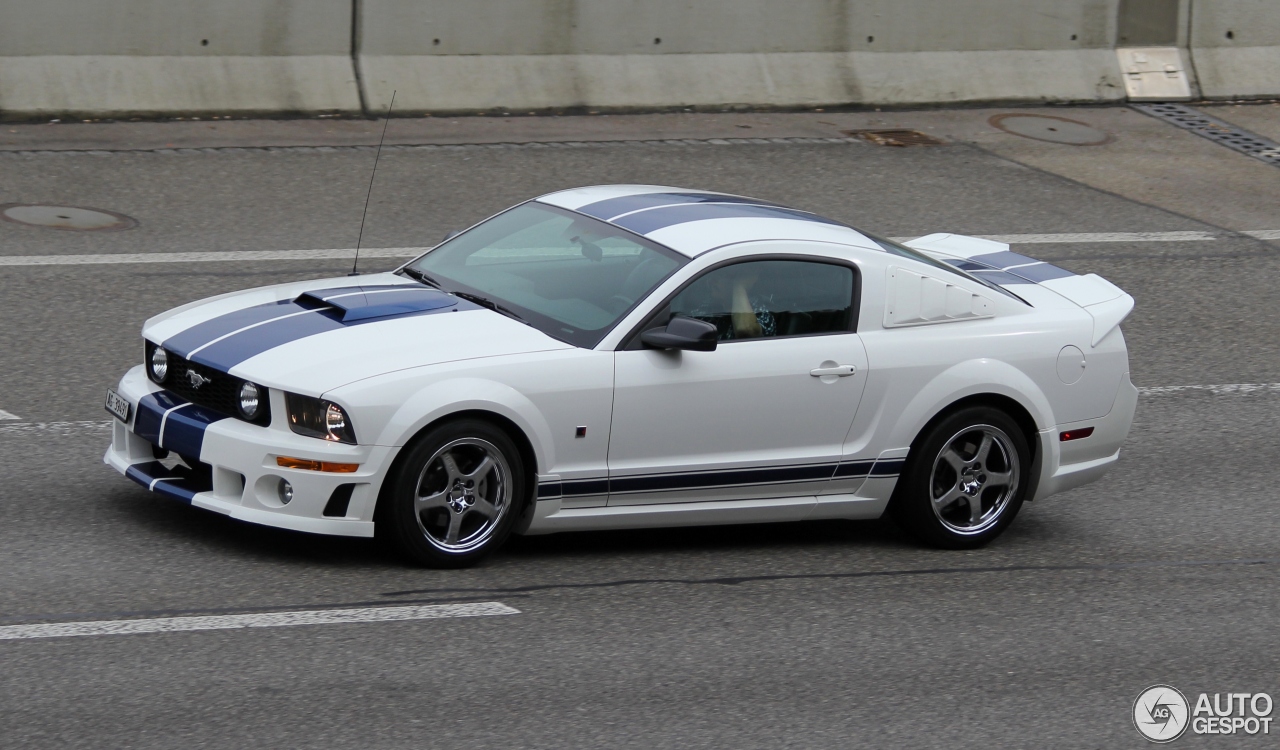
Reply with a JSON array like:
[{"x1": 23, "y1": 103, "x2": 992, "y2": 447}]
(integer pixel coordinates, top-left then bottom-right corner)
[
  {"x1": 574, "y1": 192, "x2": 785, "y2": 221},
  {"x1": 561, "y1": 479, "x2": 609, "y2": 497},
  {"x1": 537, "y1": 482, "x2": 562, "y2": 499},
  {"x1": 869, "y1": 459, "x2": 907, "y2": 477},
  {"x1": 612, "y1": 203, "x2": 847, "y2": 235},
  {"x1": 608, "y1": 463, "x2": 836, "y2": 494},
  {"x1": 833, "y1": 460, "x2": 877, "y2": 478},
  {"x1": 133, "y1": 391, "x2": 188, "y2": 445},
  {"x1": 161, "y1": 403, "x2": 226, "y2": 458}
]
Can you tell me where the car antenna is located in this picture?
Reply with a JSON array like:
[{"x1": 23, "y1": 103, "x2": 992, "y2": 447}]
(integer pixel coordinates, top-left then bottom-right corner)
[{"x1": 350, "y1": 90, "x2": 396, "y2": 276}]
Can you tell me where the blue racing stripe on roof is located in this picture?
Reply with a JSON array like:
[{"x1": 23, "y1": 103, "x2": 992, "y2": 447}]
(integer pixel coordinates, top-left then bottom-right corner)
[
  {"x1": 612, "y1": 202, "x2": 847, "y2": 235},
  {"x1": 574, "y1": 192, "x2": 784, "y2": 220}
]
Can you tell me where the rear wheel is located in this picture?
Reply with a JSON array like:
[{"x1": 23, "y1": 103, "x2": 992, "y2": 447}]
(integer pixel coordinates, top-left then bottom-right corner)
[
  {"x1": 890, "y1": 406, "x2": 1029, "y2": 549},
  {"x1": 382, "y1": 419, "x2": 525, "y2": 568}
]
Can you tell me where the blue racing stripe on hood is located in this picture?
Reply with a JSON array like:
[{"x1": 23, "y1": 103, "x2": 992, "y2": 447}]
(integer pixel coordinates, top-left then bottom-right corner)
[{"x1": 161, "y1": 283, "x2": 475, "y2": 373}]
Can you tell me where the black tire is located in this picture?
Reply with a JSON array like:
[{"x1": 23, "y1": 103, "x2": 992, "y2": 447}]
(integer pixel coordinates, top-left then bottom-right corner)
[
  {"x1": 889, "y1": 406, "x2": 1030, "y2": 549},
  {"x1": 381, "y1": 419, "x2": 526, "y2": 568}
]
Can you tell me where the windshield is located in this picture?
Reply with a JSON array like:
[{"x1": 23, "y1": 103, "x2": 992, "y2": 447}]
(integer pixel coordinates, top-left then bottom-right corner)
[{"x1": 403, "y1": 202, "x2": 687, "y2": 347}]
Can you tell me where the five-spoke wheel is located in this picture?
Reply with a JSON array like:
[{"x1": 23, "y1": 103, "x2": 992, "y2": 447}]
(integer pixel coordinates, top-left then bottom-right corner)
[
  {"x1": 891, "y1": 406, "x2": 1029, "y2": 548},
  {"x1": 382, "y1": 419, "x2": 525, "y2": 567}
]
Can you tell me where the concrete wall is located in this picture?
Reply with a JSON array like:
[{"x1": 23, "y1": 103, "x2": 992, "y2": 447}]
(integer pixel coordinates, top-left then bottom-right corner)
[
  {"x1": 358, "y1": 0, "x2": 1128, "y2": 111},
  {"x1": 0, "y1": 1, "x2": 1275, "y2": 117},
  {"x1": 1190, "y1": 0, "x2": 1280, "y2": 99},
  {"x1": 0, "y1": 1, "x2": 361, "y2": 116}
]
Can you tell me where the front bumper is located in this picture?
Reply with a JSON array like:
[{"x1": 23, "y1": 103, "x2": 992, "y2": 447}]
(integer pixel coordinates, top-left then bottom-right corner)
[{"x1": 104, "y1": 365, "x2": 398, "y2": 537}]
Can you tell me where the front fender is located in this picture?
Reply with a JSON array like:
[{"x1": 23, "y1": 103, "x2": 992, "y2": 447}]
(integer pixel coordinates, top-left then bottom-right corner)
[{"x1": 370, "y1": 377, "x2": 556, "y2": 475}]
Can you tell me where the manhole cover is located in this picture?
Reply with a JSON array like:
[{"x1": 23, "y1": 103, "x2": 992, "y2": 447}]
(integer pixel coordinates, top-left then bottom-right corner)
[
  {"x1": 846, "y1": 129, "x2": 945, "y2": 147},
  {"x1": 0, "y1": 204, "x2": 138, "y2": 231},
  {"x1": 989, "y1": 114, "x2": 1112, "y2": 145}
]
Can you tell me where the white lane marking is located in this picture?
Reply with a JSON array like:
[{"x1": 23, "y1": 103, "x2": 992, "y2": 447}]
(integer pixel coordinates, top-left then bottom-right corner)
[
  {"x1": 0, "y1": 409, "x2": 20, "y2": 420},
  {"x1": 0, "y1": 247, "x2": 431, "y2": 267},
  {"x1": 2, "y1": 230, "x2": 1277, "y2": 268},
  {"x1": 0, "y1": 602, "x2": 520, "y2": 641},
  {"x1": 1138, "y1": 383, "x2": 1280, "y2": 396},
  {"x1": 0, "y1": 420, "x2": 113, "y2": 435}
]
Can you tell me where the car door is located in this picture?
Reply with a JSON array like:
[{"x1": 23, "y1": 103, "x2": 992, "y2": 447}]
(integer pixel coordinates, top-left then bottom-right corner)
[{"x1": 607, "y1": 255, "x2": 868, "y2": 506}]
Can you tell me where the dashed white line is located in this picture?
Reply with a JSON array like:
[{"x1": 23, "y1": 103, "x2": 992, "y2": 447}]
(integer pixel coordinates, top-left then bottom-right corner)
[
  {"x1": 0, "y1": 602, "x2": 520, "y2": 641},
  {"x1": 1, "y1": 230, "x2": 1276, "y2": 268},
  {"x1": 1137, "y1": 383, "x2": 1280, "y2": 396},
  {"x1": 0, "y1": 420, "x2": 113, "y2": 435}
]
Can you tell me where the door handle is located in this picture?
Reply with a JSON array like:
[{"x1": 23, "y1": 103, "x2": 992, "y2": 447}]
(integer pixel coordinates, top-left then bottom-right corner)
[{"x1": 810, "y1": 364, "x2": 857, "y2": 377}]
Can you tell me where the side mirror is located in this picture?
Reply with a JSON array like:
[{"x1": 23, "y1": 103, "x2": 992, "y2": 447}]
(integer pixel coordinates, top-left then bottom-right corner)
[{"x1": 640, "y1": 317, "x2": 718, "y2": 352}]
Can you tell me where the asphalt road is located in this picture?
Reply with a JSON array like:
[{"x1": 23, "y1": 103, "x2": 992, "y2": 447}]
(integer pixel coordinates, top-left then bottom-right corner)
[{"x1": 1, "y1": 105, "x2": 1278, "y2": 748}]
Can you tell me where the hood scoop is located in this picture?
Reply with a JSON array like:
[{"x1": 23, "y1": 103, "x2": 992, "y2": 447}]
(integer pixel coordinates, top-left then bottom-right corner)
[{"x1": 295, "y1": 284, "x2": 459, "y2": 322}]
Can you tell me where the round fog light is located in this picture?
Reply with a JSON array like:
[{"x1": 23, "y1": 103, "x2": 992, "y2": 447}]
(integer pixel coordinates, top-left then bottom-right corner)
[
  {"x1": 277, "y1": 478, "x2": 293, "y2": 505},
  {"x1": 150, "y1": 346, "x2": 168, "y2": 383},
  {"x1": 238, "y1": 382, "x2": 261, "y2": 419}
]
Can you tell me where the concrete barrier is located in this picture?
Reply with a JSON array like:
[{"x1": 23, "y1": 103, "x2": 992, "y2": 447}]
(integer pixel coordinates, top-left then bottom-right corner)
[
  {"x1": 1190, "y1": 0, "x2": 1280, "y2": 99},
  {"x1": 1, "y1": 1, "x2": 1274, "y2": 117},
  {"x1": 0, "y1": 1, "x2": 361, "y2": 117},
  {"x1": 358, "y1": 0, "x2": 1128, "y2": 112}
]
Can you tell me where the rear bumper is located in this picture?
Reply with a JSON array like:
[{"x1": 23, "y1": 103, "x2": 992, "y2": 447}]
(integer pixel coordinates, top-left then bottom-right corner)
[
  {"x1": 1032, "y1": 370, "x2": 1138, "y2": 501},
  {"x1": 104, "y1": 365, "x2": 398, "y2": 537}
]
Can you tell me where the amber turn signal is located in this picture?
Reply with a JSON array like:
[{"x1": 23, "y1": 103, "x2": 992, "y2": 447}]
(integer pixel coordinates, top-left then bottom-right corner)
[
  {"x1": 1059, "y1": 427, "x2": 1095, "y2": 442},
  {"x1": 276, "y1": 456, "x2": 359, "y2": 473}
]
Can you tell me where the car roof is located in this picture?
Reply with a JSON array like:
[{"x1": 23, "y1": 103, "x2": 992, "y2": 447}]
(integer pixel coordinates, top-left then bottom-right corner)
[{"x1": 536, "y1": 184, "x2": 879, "y2": 258}]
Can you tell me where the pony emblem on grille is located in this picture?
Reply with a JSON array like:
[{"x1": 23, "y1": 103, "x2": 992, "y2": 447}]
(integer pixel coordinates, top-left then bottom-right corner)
[{"x1": 186, "y1": 369, "x2": 212, "y2": 389}]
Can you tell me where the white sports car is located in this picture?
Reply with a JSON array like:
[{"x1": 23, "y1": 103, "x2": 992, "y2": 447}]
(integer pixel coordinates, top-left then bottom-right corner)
[{"x1": 105, "y1": 185, "x2": 1137, "y2": 566}]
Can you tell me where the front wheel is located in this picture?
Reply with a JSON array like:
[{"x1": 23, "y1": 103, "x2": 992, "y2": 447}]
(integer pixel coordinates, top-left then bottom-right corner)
[
  {"x1": 382, "y1": 419, "x2": 525, "y2": 568},
  {"x1": 890, "y1": 407, "x2": 1029, "y2": 549}
]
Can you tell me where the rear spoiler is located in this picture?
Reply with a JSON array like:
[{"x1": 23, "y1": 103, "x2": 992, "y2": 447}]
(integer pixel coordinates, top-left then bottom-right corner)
[{"x1": 905, "y1": 233, "x2": 1134, "y2": 347}]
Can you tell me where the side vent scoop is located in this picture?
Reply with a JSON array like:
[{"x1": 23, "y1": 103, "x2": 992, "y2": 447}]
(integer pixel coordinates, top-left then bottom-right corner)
[{"x1": 294, "y1": 285, "x2": 458, "y2": 322}]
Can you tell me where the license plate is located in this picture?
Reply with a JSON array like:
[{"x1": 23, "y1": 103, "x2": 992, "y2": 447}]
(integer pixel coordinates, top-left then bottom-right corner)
[{"x1": 104, "y1": 388, "x2": 131, "y2": 423}]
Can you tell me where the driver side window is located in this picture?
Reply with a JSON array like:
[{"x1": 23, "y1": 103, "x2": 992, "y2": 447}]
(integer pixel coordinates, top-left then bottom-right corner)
[{"x1": 667, "y1": 259, "x2": 856, "y2": 341}]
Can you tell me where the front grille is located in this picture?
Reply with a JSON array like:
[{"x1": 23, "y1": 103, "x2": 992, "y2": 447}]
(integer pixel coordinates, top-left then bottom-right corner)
[{"x1": 145, "y1": 342, "x2": 271, "y2": 426}]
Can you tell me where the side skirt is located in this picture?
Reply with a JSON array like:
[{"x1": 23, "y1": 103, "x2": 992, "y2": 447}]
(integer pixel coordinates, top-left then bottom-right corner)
[{"x1": 521, "y1": 493, "x2": 889, "y2": 535}]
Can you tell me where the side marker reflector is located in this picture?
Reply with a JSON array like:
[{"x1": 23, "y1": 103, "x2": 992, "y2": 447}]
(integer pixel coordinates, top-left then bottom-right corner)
[
  {"x1": 277, "y1": 456, "x2": 360, "y2": 473},
  {"x1": 1059, "y1": 427, "x2": 1095, "y2": 441}
]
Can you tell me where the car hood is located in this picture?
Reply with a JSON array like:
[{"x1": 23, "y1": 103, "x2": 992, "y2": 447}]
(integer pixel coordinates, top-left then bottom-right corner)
[{"x1": 142, "y1": 273, "x2": 573, "y2": 394}]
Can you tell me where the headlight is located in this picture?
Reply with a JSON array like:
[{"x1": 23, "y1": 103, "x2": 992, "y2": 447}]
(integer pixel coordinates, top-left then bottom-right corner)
[
  {"x1": 238, "y1": 381, "x2": 262, "y2": 419},
  {"x1": 148, "y1": 344, "x2": 168, "y2": 383},
  {"x1": 285, "y1": 392, "x2": 357, "y2": 444}
]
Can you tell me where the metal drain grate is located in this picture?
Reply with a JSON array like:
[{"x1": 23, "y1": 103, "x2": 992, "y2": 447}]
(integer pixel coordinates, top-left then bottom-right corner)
[
  {"x1": 845, "y1": 129, "x2": 944, "y2": 147},
  {"x1": 1132, "y1": 103, "x2": 1280, "y2": 167}
]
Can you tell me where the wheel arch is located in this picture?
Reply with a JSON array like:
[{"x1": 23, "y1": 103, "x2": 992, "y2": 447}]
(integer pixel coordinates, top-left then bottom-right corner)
[
  {"x1": 904, "y1": 392, "x2": 1044, "y2": 502},
  {"x1": 373, "y1": 408, "x2": 541, "y2": 527}
]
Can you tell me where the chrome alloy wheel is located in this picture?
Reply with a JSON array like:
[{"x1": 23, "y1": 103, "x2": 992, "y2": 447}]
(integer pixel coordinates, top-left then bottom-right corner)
[
  {"x1": 929, "y1": 424, "x2": 1020, "y2": 535},
  {"x1": 413, "y1": 437, "x2": 513, "y2": 553}
]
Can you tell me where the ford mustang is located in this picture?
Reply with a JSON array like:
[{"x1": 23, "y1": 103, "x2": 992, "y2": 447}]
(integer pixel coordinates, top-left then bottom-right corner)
[{"x1": 104, "y1": 185, "x2": 1137, "y2": 566}]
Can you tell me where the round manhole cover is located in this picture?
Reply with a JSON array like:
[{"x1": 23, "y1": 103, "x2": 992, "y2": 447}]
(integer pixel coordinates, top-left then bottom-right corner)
[
  {"x1": 989, "y1": 114, "x2": 1112, "y2": 145},
  {"x1": 0, "y1": 204, "x2": 138, "y2": 231}
]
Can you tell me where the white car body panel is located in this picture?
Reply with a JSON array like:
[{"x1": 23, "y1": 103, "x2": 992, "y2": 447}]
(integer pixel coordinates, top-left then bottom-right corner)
[{"x1": 105, "y1": 184, "x2": 1137, "y2": 542}]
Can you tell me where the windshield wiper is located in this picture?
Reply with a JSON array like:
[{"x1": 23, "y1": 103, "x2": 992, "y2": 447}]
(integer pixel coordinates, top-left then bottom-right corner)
[
  {"x1": 450, "y1": 291, "x2": 525, "y2": 322},
  {"x1": 398, "y1": 266, "x2": 442, "y2": 289}
]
